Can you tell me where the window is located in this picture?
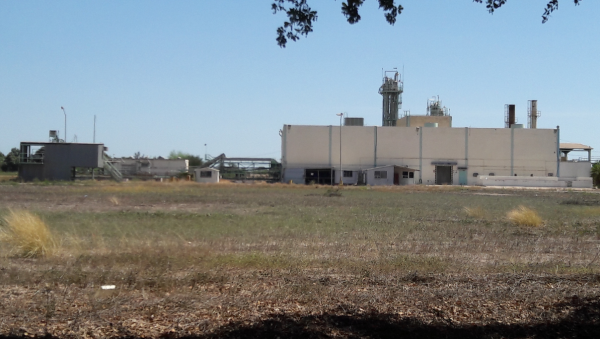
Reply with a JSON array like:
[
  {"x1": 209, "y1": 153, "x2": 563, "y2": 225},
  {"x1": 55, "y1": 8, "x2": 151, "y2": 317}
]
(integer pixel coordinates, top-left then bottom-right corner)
[
  {"x1": 343, "y1": 170, "x2": 353, "y2": 178},
  {"x1": 409, "y1": 172, "x2": 414, "y2": 178},
  {"x1": 473, "y1": 172, "x2": 479, "y2": 177},
  {"x1": 374, "y1": 171, "x2": 387, "y2": 179},
  {"x1": 200, "y1": 171, "x2": 212, "y2": 178},
  {"x1": 548, "y1": 173, "x2": 554, "y2": 177},
  {"x1": 489, "y1": 173, "x2": 495, "y2": 176},
  {"x1": 402, "y1": 171, "x2": 409, "y2": 178}
]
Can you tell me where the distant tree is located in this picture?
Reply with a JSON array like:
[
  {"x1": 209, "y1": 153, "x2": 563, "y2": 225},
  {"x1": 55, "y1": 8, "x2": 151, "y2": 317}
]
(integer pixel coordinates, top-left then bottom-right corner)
[
  {"x1": 0, "y1": 152, "x2": 5, "y2": 168},
  {"x1": 591, "y1": 162, "x2": 600, "y2": 187},
  {"x1": 1, "y1": 148, "x2": 20, "y2": 172},
  {"x1": 133, "y1": 151, "x2": 146, "y2": 159},
  {"x1": 272, "y1": 0, "x2": 582, "y2": 47},
  {"x1": 168, "y1": 151, "x2": 203, "y2": 167}
]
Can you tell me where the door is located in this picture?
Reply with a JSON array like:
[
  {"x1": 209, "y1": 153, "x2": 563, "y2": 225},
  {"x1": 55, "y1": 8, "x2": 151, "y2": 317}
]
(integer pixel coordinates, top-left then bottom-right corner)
[
  {"x1": 458, "y1": 169, "x2": 467, "y2": 185},
  {"x1": 435, "y1": 166, "x2": 452, "y2": 185},
  {"x1": 305, "y1": 168, "x2": 333, "y2": 185},
  {"x1": 394, "y1": 173, "x2": 399, "y2": 185}
]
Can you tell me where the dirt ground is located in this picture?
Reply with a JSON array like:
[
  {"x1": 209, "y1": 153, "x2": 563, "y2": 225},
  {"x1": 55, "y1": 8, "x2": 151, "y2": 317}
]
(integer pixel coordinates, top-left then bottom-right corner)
[{"x1": 1, "y1": 182, "x2": 600, "y2": 338}]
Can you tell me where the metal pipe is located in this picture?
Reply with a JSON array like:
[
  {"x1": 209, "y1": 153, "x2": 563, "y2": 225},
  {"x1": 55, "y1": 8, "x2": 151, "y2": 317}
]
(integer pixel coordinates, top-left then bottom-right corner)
[
  {"x1": 61, "y1": 106, "x2": 67, "y2": 142},
  {"x1": 336, "y1": 113, "x2": 343, "y2": 185}
]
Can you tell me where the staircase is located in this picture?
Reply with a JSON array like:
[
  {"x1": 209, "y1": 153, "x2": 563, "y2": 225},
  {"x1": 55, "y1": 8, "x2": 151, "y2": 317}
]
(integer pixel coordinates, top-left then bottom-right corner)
[{"x1": 103, "y1": 154, "x2": 123, "y2": 182}]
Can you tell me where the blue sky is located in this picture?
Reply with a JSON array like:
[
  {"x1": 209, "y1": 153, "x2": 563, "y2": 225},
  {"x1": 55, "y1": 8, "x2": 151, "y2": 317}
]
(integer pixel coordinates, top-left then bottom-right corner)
[{"x1": 1, "y1": 1, "x2": 598, "y2": 159}]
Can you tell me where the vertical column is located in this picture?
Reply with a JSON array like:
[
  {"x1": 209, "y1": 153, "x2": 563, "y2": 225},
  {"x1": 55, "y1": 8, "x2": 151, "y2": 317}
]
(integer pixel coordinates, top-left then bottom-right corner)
[
  {"x1": 510, "y1": 126, "x2": 514, "y2": 176},
  {"x1": 465, "y1": 127, "x2": 469, "y2": 180},
  {"x1": 329, "y1": 125, "x2": 332, "y2": 181},
  {"x1": 282, "y1": 125, "x2": 287, "y2": 182},
  {"x1": 374, "y1": 126, "x2": 378, "y2": 167},
  {"x1": 419, "y1": 127, "x2": 423, "y2": 183},
  {"x1": 556, "y1": 126, "x2": 560, "y2": 177}
]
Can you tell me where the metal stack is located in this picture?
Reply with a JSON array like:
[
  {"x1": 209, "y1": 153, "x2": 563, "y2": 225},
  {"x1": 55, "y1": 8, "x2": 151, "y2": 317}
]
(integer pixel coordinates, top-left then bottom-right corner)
[{"x1": 379, "y1": 71, "x2": 403, "y2": 126}]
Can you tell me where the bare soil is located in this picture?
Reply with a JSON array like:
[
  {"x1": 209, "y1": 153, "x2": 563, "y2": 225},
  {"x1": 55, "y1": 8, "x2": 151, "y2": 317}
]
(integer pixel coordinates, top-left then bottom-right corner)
[{"x1": 1, "y1": 182, "x2": 600, "y2": 338}]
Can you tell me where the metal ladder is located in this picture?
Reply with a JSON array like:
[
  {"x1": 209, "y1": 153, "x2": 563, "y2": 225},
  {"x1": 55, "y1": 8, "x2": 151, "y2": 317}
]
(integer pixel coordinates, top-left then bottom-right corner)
[{"x1": 103, "y1": 154, "x2": 123, "y2": 182}]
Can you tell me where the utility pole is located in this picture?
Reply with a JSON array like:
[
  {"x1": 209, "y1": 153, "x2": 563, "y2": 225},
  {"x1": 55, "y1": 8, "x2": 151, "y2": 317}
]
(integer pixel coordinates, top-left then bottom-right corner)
[{"x1": 336, "y1": 113, "x2": 343, "y2": 185}]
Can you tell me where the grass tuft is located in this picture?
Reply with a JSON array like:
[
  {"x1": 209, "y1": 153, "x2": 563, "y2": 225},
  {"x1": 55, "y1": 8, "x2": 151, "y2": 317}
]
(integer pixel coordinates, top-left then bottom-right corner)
[
  {"x1": 506, "y1": 205, "x2": 544, "y2": 227},
  {"x1": 0, "y1": 209, "x2": 57, "y2": 257},
  {"x1": 464, "y1": 206, "x2": 486, "y2": 219},
  {"x1": 109, "y1": 196, "x2": 120, "y2": 206}
]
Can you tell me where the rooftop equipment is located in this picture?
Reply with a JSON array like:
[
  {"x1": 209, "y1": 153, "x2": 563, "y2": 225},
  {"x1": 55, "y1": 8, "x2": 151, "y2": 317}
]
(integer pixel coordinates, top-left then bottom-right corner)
[
  {"x1": 344, "y1": 117, "x2": 364, "y2": 126},
  {"x1": 427, "y1": 96, "x2": 449, "y2": 116},
  {"x1": 379, "y1": 70, "x2": 403, "y2": 126},
  {"x1": 528, "y1": 100, "x2": 541, "y2": 129}
]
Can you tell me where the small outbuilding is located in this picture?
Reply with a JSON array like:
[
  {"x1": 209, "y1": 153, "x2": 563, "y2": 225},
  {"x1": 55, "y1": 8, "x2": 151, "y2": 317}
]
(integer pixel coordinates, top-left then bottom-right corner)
[
  {"x1": 364, "y1": 165, "x2": 418, "y2": 186},
  {"x1": 195, "y1": 167, "x2": 219, "y2": 184}
]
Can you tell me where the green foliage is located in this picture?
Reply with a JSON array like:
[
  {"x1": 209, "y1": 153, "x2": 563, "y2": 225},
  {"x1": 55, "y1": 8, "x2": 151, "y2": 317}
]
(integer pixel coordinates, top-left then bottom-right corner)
[
  {"x1": 591, "y1": 162, "x2": 600, "y2": 187},
  {"x1": 273, "y1": 0, "x2": 581, "y2": 47},
  {"x1": 168, "y1": 150, "x2": 203, "y2": 167},
  {"x1": 0, "y1": 152, "x2": 5, "y2": 166},
  {"x1": 1, "y1": 148, "x2": 19, "y2": 172}
]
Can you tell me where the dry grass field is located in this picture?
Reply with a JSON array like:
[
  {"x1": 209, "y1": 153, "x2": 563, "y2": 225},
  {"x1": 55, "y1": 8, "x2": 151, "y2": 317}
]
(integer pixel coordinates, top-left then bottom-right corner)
[{"x1": 1, "y1": 181, "x2": 600, "y2": 338}]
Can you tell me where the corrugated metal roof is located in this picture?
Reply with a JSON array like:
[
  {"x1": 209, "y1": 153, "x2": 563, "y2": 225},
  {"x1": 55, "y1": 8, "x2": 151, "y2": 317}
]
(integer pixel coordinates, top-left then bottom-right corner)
[
  {"x1": 560, "y1": 143, "x2": 593, "y2": 150},
  {"x1": 364, "y1": 165, "x2": 419, "y2": 172}
]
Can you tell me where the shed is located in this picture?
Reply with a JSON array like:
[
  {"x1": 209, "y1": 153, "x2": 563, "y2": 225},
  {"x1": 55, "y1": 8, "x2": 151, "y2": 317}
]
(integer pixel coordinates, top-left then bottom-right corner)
[
  {"x1": 19, "y1": 142, "x2": 105, "y2": 181},
  {"x1": 364, "y1": 165, "x2": 418, "y2": 186},
  {"x1": 195, "y1": 167, "x2": 220, "y2": 183}
]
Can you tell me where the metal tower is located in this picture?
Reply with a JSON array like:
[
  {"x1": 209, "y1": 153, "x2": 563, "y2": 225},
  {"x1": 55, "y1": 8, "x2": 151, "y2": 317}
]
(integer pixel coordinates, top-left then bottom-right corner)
[
  {"x1": 527, "y1": 100, "x2": 541, "y2": 129},
  {"x1": 379, "y1": 71, "x2": 403, "y2": 126}
]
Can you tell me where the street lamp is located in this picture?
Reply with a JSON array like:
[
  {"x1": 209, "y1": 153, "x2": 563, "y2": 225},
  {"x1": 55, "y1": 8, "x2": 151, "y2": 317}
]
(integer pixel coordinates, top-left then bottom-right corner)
[
  {"x1": 336, "y1": 113, "x2": 343, "y2": 185},
  {"x1": 60, "y1": 106, "x2": 67, "y2": 143}
]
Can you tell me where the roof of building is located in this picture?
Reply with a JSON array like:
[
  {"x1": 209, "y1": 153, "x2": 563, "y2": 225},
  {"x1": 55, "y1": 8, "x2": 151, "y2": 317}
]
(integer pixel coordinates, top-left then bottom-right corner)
[
  {"x1": 196, "y1": 167, "x2": 219, "y2": 172},
  {"x1": 560, "y1": 143, "x2": 593, "y2": 151},
  {"x1": 364, "y1": 165, "x2": 419, "y2": 172}
]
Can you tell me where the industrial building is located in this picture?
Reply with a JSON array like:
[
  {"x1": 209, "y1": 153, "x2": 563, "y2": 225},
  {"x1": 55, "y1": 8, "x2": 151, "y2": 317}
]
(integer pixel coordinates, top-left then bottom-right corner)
[
  {"x1": 110, "y1": 158, "x2": 189, "y2": 178},
  {"x1": 194, "y1": 167, "x2": 220, "y2": 183},
  {"x1": 19, "y1": 139, "x2": 107, "y2": 181},
  {"x1": 281, "y1": 71, "x2": 593, "y2": 188}
]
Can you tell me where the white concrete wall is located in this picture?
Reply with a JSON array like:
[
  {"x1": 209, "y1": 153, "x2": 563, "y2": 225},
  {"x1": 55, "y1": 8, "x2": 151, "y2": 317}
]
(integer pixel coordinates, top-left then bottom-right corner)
[
  {"x1": 194, "y1": 168, "x2": 219, "y2": 183},
  {"x1": 336, "y1": 170, "x2": 359, "y2": 185},
  {"x1": 366, "y1": 166, "x2": 394, "y2": 186},
  {"x1": 479, "y1": 176, "x2": 563, "y2": 187},
  {"x1": 282, "y1": 125, "x2": 559, "y2": 186},
  {"x1": 560, "y1": 162, "x2": 591, "y2": 178},
  {"x1": 114, "y1": 158, "x2": 189, "y2": 176}
]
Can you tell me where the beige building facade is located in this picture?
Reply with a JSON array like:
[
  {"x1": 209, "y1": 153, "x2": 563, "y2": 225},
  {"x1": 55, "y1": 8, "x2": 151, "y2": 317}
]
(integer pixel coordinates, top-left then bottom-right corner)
[
  {"x1": 281, "y1": 125, "x2": 570, "y2": 186},
  {"x1": 397, "y1": 115, "x2": 452, "y2": 128}
]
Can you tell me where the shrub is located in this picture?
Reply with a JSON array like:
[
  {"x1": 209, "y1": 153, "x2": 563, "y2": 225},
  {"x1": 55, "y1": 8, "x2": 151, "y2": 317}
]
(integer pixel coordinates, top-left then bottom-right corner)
[
  {"x1": 506, "y1": 205, "x2": 543, "y2": 227},
  {"x1": 463, "y1": 206, "x2": 486, "y2": 219},
  {"x1": 0, "y1": 209, "x2": 57, "y2": 257}
]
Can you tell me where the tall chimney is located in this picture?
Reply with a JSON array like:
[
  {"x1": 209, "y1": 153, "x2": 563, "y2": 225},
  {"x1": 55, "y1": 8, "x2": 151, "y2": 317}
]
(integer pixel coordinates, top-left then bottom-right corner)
[
  {"x1": 528, "y1": 100, "x2": 538, "y2": 129},
  {"x1": 508, "y1": 104, "x2": 515, "y2": 128}
]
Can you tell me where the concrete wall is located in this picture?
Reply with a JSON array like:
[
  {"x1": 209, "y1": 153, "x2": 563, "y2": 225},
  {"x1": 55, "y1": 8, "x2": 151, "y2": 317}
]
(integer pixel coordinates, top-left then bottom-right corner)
[
  {"x1": 397, "y1": 115, "x2": 452, "y2": 128},
  {"x1": 479, "y1": 175, "x2": 593, "y2": 188},
  {"x1": 560, "y1": 162, "x2": 591, "y2": 178},
  {"x1": 194, "y1": 168, "x2": 219, "y2": 183},
  {"x1": 282, "y1": 125, "x2": 559, "y2": 186},
  {"x1": 365, "y1": 166, "x2": 395, "y2": 186},
  {"x1": 336, "y1": 170, "x2": 359, "y2": 185},
  {"x1": 113, "y1": 158, "x2": 188, "y2": 177}
]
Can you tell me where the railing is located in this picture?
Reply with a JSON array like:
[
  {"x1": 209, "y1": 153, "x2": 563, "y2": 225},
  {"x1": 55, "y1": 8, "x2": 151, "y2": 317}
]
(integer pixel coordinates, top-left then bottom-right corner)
[
  {"x1": 103, "y1": 154, "x2": 123, "y2": 182},
  {"x1": 19, "y1": 154, "x2": 44, "y2": 164}
]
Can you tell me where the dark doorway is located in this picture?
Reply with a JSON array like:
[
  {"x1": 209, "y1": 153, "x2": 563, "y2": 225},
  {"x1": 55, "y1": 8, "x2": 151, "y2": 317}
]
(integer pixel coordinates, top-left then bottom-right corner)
[
  {"x1": 435, "y1": 166, "x2": 452, "y2": 185},
  {"x1": 394, "y1": 173, "x2": 399, "y2": 185},
  {"x1": 305, "y1": 168, "x2": 333, "y2": 185}
]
